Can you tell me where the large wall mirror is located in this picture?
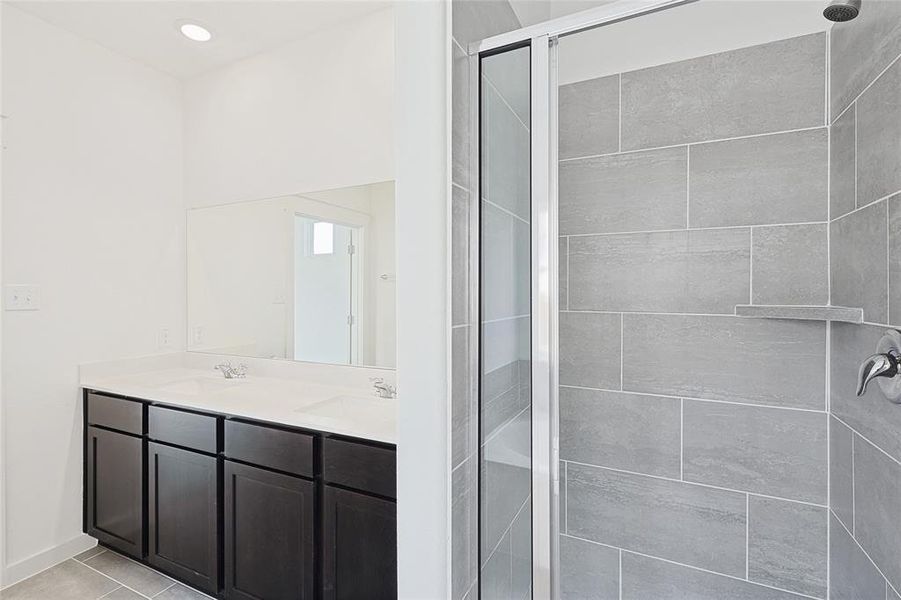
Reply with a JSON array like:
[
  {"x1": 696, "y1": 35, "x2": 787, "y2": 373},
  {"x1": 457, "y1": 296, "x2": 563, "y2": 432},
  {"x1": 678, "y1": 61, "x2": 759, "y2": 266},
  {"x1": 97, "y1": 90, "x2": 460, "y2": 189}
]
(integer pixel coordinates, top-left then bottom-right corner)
[{"x1": 187, "y1": 181, "x2": 396, "y2": 368}]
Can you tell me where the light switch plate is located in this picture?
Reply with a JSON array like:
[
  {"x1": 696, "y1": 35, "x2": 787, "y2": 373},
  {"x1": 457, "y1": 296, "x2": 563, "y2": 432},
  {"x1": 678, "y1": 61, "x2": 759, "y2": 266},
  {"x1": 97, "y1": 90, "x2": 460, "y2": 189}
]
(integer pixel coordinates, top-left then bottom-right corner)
[{"x1": 4, "y1": 284, "x2": 40, "y2": 311}]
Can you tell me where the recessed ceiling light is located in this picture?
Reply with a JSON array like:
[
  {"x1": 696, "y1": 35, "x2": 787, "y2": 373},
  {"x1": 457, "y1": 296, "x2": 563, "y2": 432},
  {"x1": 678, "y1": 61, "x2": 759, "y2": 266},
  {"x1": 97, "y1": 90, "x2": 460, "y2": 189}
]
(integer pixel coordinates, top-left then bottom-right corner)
[{"x1": 179, "y1": 22, "x2": 212, "y2": 42}]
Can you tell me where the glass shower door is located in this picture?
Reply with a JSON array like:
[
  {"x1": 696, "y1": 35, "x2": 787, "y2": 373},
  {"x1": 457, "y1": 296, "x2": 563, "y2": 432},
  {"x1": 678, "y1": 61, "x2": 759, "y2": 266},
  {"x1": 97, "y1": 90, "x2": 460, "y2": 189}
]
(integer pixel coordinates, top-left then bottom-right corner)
[{"x1": 479, "y1": 43, "x2": 534, "y2": 599}]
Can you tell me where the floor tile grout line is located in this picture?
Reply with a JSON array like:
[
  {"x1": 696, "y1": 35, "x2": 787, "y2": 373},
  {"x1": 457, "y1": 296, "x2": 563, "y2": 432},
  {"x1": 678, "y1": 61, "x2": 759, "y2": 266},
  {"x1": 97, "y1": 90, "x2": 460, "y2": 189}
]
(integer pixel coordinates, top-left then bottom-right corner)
[
  {"x1": 559, "y1": 532, "x2": 824, "y2": 600},
  {"x1": 75, "y1": 559, "x2": 156, "y2": 600},
  {"x1": 564, "y1": 458, "x2": 827, "y2": 509},
  {"x1": 150, "y1": 582, "x2": 178, "y2": 598},
  {"x1": 560, "y1": 383, "x2": 829, "y2": 414}
]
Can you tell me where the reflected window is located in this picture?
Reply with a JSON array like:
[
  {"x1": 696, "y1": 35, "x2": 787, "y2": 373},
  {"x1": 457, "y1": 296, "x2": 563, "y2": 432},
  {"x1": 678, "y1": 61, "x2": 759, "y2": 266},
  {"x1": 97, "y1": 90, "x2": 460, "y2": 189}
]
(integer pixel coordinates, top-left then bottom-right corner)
[{"x1": 312, "y1": 221, "x2": 334, "y2": 255}]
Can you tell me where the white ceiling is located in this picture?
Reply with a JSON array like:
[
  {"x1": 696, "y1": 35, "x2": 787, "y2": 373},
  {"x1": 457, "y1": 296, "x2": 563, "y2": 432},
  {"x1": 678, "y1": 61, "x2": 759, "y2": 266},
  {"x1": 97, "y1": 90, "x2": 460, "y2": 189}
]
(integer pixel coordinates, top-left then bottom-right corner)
[{"x1": 9, "y1": 0, "x2": 392, "y2": 80}]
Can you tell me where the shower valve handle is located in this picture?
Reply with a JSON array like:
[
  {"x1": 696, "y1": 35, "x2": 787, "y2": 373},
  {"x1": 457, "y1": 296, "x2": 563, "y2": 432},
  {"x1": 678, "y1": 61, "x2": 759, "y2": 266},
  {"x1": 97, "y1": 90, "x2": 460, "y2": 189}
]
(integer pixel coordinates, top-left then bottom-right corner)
[
  {"x1": 856, "y1": 330, "x2": 901, "y2": 403},
  {"x1": 857, "y1": 352, "x2": 899, "y2": 396}
]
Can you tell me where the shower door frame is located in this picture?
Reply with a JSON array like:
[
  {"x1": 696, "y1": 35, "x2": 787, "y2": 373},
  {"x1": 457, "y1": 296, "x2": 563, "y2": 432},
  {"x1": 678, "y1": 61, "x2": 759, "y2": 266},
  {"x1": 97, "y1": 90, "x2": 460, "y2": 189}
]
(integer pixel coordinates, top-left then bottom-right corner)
[{"x1": 467, "y1": 1, "x2": 697, "y2": 597}]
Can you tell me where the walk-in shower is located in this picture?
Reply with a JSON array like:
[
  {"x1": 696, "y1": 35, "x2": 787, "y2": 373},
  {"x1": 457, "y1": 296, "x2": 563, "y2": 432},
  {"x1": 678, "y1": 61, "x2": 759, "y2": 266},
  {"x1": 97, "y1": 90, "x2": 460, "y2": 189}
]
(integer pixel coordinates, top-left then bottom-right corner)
[{"x1": 452, "y1": 0, "x2": 901, "y2": 598}]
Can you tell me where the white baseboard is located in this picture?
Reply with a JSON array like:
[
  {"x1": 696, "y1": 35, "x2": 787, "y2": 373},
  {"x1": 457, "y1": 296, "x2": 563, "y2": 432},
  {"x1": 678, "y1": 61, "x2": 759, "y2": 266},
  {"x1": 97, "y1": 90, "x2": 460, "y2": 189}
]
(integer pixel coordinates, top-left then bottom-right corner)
[{"x1": 0, "y1": 533, "x2": 97, "y2": 589}]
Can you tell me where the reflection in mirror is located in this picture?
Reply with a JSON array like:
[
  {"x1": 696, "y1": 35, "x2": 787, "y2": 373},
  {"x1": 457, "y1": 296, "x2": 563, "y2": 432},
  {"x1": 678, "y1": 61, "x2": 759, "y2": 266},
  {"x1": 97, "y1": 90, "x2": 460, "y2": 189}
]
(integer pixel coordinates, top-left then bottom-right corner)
[{"x1": 187, "y1": 181, "x2": 396, "y2": 368}]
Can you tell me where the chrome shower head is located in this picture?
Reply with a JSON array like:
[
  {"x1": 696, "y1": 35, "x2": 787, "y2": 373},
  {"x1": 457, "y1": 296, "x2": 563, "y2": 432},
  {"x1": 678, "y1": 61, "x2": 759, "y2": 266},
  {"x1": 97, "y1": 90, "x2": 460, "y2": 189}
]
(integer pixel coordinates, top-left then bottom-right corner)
[{"x1": 824, "y1": 0, "x2": 861, "y2": 22}]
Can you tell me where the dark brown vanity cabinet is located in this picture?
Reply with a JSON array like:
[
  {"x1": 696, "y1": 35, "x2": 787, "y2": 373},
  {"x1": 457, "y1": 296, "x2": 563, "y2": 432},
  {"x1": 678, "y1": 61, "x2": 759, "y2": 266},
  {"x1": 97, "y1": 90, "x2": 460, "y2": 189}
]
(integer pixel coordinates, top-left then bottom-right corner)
[
  {"x1": 224, "y1": 461, "x2": 315, "y2": 600},
  {"x1": 147, "y1": 441, "x2": 220, "y2": 595},
  {"x1": 85, "y1": 425, "x2": 144, "y2": 558},
  {"x1": 83, "y1": 390, "x2": 397, "y2": 600},
  {"x1": 322, "y1": 487, "x2": 397, "y2": 600}
]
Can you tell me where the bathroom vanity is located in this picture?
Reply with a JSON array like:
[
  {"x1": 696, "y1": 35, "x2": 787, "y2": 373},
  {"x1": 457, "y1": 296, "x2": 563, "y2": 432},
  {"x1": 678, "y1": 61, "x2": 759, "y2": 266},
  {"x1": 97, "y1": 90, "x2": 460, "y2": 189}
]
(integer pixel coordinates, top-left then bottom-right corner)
[{"x1": 80, "y1": 362, "x2": 397, "y2": 600}]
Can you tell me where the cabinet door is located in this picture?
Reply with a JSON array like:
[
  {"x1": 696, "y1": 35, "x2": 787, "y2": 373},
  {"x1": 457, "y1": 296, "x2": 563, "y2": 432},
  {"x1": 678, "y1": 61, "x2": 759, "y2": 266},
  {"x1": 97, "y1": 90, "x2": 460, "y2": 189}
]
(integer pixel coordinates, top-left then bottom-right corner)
[
  {"x1": 85, "y1": 426, "x2": 144, "y2": 558},
  {"x1": 224, "y1": 461, "x2": 314, "y2": 600},
  {"x1": 322, "y1": 486, "x2": 397, "y2": 600},
  {"x1": 148, "y1": 442, "x2": 219, "y2": 595}
]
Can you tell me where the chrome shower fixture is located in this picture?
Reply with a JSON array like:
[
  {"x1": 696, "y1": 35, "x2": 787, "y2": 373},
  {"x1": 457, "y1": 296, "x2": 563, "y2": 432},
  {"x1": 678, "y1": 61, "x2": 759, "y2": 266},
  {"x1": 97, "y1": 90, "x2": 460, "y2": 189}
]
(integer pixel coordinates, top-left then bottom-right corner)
[{"x1": 824, "y1": 0, "x2": 861, "y2": 22}]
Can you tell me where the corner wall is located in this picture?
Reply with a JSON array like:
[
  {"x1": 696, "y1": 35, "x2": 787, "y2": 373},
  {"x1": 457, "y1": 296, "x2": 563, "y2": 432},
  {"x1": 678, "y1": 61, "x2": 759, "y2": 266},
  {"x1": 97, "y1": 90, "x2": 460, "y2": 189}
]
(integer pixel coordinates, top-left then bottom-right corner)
[{"x1": 827, "y1": 3, "x2": 901, "y2": 598}]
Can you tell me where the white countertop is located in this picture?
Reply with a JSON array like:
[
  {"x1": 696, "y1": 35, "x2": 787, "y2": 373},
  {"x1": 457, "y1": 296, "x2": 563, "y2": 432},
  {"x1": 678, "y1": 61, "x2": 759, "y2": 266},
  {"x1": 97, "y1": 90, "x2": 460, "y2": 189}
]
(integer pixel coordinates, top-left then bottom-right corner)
[{"x1": 80, "y1": 354, "x2": 397, "y2": 444}]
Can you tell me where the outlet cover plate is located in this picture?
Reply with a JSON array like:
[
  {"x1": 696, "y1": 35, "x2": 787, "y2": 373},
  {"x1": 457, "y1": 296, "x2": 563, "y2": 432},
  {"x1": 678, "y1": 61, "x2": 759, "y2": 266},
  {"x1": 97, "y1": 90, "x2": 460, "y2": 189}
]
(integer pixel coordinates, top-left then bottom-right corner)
[{"x1": 4, "y1": 284, "x2": 40, "y2": 311}]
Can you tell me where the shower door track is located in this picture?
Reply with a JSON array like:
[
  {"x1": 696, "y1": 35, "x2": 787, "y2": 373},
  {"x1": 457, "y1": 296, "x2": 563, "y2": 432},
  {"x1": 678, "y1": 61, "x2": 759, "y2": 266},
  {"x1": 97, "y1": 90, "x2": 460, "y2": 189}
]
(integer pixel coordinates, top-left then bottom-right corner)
[{"x1": 467, "y1": 1, "x2": 697, "y2": 598}]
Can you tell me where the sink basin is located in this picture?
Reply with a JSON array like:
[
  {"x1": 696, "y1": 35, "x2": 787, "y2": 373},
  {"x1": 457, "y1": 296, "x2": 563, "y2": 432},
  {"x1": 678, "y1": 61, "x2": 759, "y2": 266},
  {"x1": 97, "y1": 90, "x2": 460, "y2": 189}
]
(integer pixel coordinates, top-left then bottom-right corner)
[
  {"x1": 157, "y1": 376, "x2": 242, "y2": 396},
  {"x1": 296, "y1": 395, "x2": 393, "y2": 422}
]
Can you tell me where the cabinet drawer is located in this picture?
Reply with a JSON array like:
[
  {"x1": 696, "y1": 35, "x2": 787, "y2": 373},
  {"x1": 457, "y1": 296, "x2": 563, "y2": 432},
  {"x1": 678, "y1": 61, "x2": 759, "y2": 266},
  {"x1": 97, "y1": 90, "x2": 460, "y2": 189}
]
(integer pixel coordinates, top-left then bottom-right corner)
[
  {"x1": 323, "y1": 438, "x2": 396, "y2": 499},
  {"x1": 224, "y1": 420, "x2": 313, "y2": 478},
  {"x1": 148, "y1": 405, "x2": 217, "y2": 454},
  {"x1": 86, "y1": 391, "x2": 143, "y2": 435}
]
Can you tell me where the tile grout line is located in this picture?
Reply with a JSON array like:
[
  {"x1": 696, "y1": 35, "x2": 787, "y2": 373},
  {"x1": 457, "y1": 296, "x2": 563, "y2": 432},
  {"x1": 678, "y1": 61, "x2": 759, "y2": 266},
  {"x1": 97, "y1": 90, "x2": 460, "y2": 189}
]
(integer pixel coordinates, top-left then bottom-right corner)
[
  {"x1": 617, "y1": 73, "x2": 622, "y2": 153},
  {"x1": 618, "y1": 548, "x2": 623, "y2": 600},
  {"x1": 564, "y1": 220, "x2": 828, "y2": 238},
  {"x1": 560, "y1": 383, "x2": 828, "y2": 415},
  {"x1": 686, "y1": 145, "x2": 691, "y2": 228},
  {"x1": 77, "y1": 558, "x2": 157, "y2": 600},
  {"x1": 679, "y1": 398, "x2": 684, "y2": 481},
  {"x1": 832, "y1": 507, "x2": 901, "y2": 599},
  {"x1": 833, "y1": 413, "x2": 901, "y2": 470},
  {"x1": 619, "y1": 313, "x2": 624, "y2": 391},
  {"x1": 559, "y1": 533, "x2": 824, "y2": 600},
  {"x1": 558, "y1": 124, "x2": 826, "y2": 163},
  {"x1": 749, "y1": 227, "x2": 754, "y2": 303},
  {"x1": 564, "y1": 458, "x2": 828, "y2": 509},
  {"x1": 851, "y1": 433, "x2": 856, "y2": 535}
]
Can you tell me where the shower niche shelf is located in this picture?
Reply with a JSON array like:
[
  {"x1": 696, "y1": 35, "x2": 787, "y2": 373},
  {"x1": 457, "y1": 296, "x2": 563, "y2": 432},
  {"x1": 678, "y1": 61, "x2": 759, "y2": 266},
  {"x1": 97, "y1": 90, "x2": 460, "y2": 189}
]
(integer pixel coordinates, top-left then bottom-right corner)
[{"x1": 734, "y1": 304, "x2": 864, "y2": 323}]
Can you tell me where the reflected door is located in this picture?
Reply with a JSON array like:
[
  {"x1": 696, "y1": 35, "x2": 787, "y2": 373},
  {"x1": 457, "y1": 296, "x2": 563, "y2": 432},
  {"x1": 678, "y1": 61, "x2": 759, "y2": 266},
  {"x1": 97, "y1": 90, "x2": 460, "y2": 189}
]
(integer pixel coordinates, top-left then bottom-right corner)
[{"x1": 294, "y1": 217, "x2": 359, "y2": 364}]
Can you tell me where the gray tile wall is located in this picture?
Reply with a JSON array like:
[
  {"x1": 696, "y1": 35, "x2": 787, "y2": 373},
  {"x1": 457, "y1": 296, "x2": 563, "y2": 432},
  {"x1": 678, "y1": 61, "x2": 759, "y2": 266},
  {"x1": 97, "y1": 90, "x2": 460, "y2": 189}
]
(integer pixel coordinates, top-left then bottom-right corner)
[
  {"x1": 559, "y1": 32, "x2": 833, "y2": 599},
  {"x1": 450, "y1": 3, "x2": 521, "y2": 599},
  {"x1": 828, "y1": 5, "x2": 901, "y2": 598}
]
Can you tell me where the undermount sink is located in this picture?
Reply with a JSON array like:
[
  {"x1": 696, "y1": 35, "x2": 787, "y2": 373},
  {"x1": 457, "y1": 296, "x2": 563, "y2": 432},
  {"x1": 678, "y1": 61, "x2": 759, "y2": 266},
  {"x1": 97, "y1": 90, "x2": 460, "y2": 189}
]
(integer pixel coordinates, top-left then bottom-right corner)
[
  {"x1": 157, "y1": 376, "x2": 243, "y2": 396},
  {"x1": 296, "y1": 395, "x2": 393, "y2": 421}
]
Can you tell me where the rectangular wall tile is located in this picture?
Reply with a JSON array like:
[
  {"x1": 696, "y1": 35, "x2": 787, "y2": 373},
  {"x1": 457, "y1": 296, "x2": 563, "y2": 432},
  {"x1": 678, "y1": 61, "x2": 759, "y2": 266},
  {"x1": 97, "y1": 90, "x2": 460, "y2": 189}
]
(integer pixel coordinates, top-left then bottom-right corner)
[
  {"x1": 559, "y1": 237, "x2": 568, "y2": 309},
  {"x1": 484, "y1": 84, "x2": 530, "y2": 221},
  {"x1": 559, "y1": 76, "x2": 619, "y2": 160},
  {"x1": 560, "y1": 387, "x2": 680, "y2": 478},
  {"x1": 683, "y1": 401, "x2": 827, "y2": 504},
  {"x1": 481, "y1": 409, "x2": 530, "y2": 558},
  {"x1": 560, "y1": 535, "x2": 619, "y2": 600},
  {"x1": 832, "y1": 322, "x2": 901, "y2": 463},
  {"x1": 623, "y1": 314, "x2": 826, "y2": 409},
  {"x1": 854, "y1": 435, "x2": 901, "y2": 592},
  {"x1": 857, "y1": 59, "x2": 901, "y2": 207},
  {"x1": 689, "y1": 128, "x2": 828, "y2": 228},
  {"x1": 567, "y1": 462, "x2": 747, "y2": 576},
  {"x1": 451, "y1": 326, "x2": 473, "y2": 469},
  {"x1": 559, "y1": 147, "x2": 687, "y2": 235},
  {"x1": 831, "y1": 103, "x2": 857, "y2": 218},
  {"x1": 481, "y1": 529, "x2": 512, "y2": 600},
  {"x1": 830, "y1": 416, "x2": 855, "y2": 533},
  {"x1": 830, "y1": 201, "x2": 888, "y2": 324},
  {"x1": 752, "y1": 223, "x2": 828, "y2": 306},
  {"x1": 621, "y1": 552, "x2": 806, "y2": 600},
  {"x1": 830, "y1": 0, "x2": 901, "y2": 119},
  {"x1": 482, "y1": 316, "x2": 529, "y2": 375},
  {"x1": 748, "y1": 496, "x2": 828, "y2": 598},
  {"x1": 559, "y1": 312, "x2": 621, "y2": 390},
  {"x1": 621, "y1": 33, "x2": 825, "y2": 150},
  {"x1": 891, "y1": 195, "x2": 901, "y2": 325},
  {"x1": 482, "y1": 201, "x2": 530, "y2": 321},
  {"x1": 452, "y1": 457, "x2": 477, "y2": 600},
  {"x1": 452, "y1": 41, "x2": 470, "y2": 191},
  {"x1": 568, "y1": 228, "x2": 750, "y2": 314},
  {"x1": 830, "y1": 513, "x2": 887, "y2": 600},
  {"x1": 452, "y1": 185, "x2": 470, "y2": 326}
]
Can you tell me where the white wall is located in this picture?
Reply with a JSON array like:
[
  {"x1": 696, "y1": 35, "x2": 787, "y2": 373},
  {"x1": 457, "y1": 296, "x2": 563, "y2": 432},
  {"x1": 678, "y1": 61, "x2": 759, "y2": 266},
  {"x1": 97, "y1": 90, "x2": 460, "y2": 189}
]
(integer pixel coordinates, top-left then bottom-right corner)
[
  {"x1": 0, "y1": 5, "x2": 185, "y2": 584},
  {"x1": 395, "y1": 1, "x2": 450, "y2": 597},
  {"x1": 183, "y1": 8, "x2": 395, "y2": 209}
]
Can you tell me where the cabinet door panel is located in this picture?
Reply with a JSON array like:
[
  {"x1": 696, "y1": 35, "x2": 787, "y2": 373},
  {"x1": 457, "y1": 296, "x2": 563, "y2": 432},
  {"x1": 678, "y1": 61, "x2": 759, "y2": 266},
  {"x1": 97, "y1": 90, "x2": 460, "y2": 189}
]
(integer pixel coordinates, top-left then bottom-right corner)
[
  {"x1": 224, "y1": 461, "x2": 314, "y2": 600},
  {"x1": 85, "y1": 426, "x2": 144, "y2": 558},
  {"x1": 323, "y1": 486, "x2": 397, "y2": 600},
  {"x1": 148, "y1": 442, "x2": 219, "y2": 595}
]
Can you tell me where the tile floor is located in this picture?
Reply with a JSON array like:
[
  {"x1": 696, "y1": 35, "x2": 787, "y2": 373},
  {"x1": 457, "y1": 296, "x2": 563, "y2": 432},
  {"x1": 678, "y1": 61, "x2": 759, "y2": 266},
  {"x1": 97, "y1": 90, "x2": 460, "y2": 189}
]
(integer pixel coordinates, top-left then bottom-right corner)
[{"x1": 1, "y1": 546, "x2": 213, "y2": 599}]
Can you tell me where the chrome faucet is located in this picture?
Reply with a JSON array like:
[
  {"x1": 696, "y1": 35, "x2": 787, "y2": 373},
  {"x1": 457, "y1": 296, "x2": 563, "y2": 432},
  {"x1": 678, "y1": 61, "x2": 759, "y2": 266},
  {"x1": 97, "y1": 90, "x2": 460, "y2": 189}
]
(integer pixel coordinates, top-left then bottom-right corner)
[
  {"x1": 214, "y1": 361, "x2": 247, "y2": 379},
  {"x1": 370, "y1": 377, "x2": 397, "y2": 399},
  {"x1": 856, "y1": 330, "x2": 901, "y2": 403}
]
